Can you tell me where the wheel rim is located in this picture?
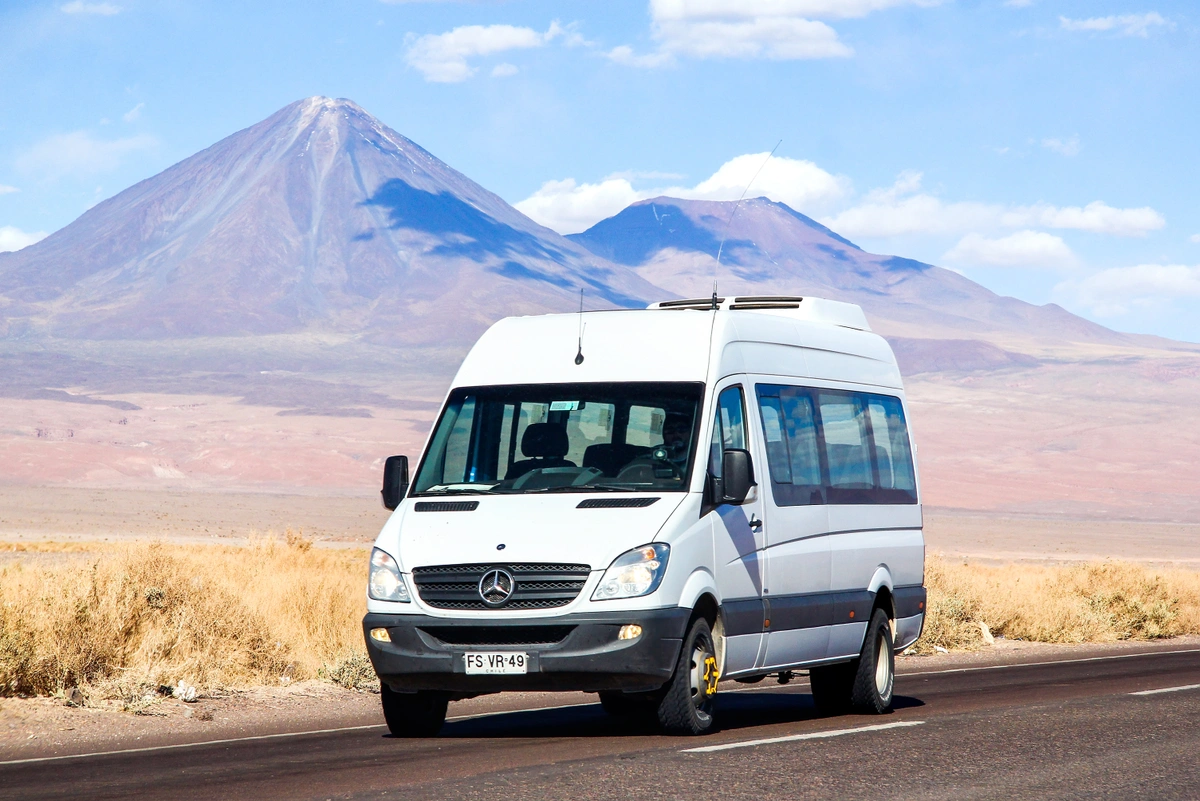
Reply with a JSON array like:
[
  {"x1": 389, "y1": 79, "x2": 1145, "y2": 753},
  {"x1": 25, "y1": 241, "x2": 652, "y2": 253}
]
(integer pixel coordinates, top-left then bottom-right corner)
[
  {"x1": 874, "y1": 633, "x2": 892, "y2": 698},
  {"x1": 689, "y1": 636, "x2": 718, "y2": 721}
]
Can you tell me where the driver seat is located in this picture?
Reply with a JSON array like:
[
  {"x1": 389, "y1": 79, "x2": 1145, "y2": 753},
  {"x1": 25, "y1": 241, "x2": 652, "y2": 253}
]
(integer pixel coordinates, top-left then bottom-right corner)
[{"x1": 506, "y1": 423, "x2": 575, "y2": 479}]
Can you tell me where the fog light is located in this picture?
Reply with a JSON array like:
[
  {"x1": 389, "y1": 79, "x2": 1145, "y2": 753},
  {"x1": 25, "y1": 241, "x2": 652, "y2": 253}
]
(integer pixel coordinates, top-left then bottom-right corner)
[
  {"x1": 370, "y1": 627, "x2": 391, "y2": 643},
  {"x1": 618, "y1": 624, "x2": 642, "y2": 641}
]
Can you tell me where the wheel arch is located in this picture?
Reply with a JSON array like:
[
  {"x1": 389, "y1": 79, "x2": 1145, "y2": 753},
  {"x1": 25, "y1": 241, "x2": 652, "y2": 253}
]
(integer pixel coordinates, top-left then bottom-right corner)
[{"x1": 867, "y1": 566, "x2": 895, "y2": 620}]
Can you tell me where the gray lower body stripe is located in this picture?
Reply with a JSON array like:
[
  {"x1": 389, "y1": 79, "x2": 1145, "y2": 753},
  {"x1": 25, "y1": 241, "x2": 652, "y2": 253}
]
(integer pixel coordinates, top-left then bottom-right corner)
[{"x1": 722, "y1": 585, "x2": 924, "y2": 636}]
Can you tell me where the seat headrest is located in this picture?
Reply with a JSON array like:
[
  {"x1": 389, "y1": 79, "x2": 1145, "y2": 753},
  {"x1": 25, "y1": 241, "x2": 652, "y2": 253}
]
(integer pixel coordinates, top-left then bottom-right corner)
[{"x1": 522, "y1": 423, "x2": 569, "y2": 459}]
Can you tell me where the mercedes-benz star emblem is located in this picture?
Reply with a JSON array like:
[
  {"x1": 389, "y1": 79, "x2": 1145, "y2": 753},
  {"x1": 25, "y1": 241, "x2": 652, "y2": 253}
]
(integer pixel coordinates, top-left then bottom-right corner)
[{"x1": 478, "y1": 568, "x2": 515, "y2": 607}]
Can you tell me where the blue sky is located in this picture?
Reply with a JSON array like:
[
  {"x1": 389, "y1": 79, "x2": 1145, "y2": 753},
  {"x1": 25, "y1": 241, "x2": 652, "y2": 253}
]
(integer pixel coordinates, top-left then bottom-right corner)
[{"x1": 1, "y1": 0, "x2": 1197, "y2": 341}]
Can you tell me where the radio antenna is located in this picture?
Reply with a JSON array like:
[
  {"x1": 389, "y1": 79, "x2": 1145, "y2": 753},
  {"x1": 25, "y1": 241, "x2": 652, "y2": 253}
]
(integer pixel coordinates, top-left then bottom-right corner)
[
  {"x1": 574, "y1": 288, "x2": 585, "y2": 365},
  {"x1": 714, "y1": 139, "x2": 782, "y2": 272}
]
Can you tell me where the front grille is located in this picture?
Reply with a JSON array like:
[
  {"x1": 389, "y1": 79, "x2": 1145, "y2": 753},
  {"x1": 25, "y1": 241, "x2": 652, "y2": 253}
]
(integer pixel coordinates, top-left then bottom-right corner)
[
  {"x1": 412, "y1": 563, "x2": 591, "y2": 610},
  {"x1": 419, "y1": 625, "x2": 575, "y2": 646}
]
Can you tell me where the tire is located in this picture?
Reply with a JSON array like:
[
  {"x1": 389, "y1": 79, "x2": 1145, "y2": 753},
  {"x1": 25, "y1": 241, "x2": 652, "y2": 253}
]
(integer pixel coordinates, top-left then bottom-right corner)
[
  {"x1": 599, "y1": 691, "x2": 656, "y2": 718},
  {"x1": 849, "y1": 608, "x2": 895, "y2": 714},
  {"x1": 655, "y1": 617, "x2": 719, "y2": 735},
  {"x1": 380, "y1": 685, "x2": 448, "y2": 737}
]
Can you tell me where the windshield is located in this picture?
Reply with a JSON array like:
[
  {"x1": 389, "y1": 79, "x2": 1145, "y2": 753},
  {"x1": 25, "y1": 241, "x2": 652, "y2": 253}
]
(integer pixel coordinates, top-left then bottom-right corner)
[{"x1": 412, "y1": 382, "x2": 705, "y2": 495}]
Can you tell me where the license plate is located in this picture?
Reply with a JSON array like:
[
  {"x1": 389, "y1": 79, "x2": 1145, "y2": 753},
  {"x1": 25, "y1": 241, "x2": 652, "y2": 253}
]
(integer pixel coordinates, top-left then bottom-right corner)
[{"x1": 464, "y1": 652, "x2": 528, "y2": 675}]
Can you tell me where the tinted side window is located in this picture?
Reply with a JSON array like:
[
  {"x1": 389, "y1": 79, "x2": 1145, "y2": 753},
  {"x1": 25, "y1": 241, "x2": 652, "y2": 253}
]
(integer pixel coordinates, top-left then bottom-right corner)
[
  {"x1": 818, "y1": 392, "x2": 875, "y2": 503},
  {"x1": 756, "y1": 385, "x2": 824, "y2": 506},
  {"x1": 866, "y1": 395, "x2": 917, "y2": 503}
]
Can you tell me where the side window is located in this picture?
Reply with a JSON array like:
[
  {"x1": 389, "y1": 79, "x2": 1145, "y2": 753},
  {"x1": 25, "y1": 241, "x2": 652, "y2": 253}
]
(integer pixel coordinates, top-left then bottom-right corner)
[
  {"x1": 817, "y1": 391, "x2": 874, "y2": 502},
  {"x1": 866, "y1": 395, "x2": 917, "y2": 503},
  {"x1": 708, "y1": 385, "x2": 746, "y2": 478},
  {"x1": 756, "y1": 385, "x2": 824, "y2": 506}
]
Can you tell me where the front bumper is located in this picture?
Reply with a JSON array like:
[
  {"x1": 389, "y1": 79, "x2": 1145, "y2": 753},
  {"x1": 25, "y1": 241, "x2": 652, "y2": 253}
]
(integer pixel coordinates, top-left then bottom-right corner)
[{"x1": 363, "y1": 607, "x2": 691, "y2": 694}]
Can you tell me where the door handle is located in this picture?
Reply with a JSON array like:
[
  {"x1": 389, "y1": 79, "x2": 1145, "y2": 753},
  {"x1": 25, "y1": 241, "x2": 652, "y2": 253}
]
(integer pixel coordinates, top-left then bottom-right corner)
[{"x1": 749, "y1": 515, "x2": 763, "y2": 532}]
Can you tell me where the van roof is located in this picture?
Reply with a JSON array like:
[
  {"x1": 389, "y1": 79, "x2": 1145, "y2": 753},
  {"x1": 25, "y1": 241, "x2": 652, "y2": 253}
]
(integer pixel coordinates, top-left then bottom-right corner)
[{"x1": 451, "y1": 296, "x2": 902, "y2": 390}]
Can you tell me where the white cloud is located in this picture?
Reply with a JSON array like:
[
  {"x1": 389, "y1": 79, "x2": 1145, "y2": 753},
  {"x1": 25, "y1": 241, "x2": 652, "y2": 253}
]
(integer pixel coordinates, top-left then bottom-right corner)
[
  {"x1": 61, "y1": 1, "x2": 121, "y2": 14},
  {"x1": 16, "y1": 131, "x2": 157, "y2": 179},
  {"x1": 1190, "y1": 234, "x2": 1200, "y2": 244},
  {"x1": 820, "y1": 172, "x2": 1164, "y2": 239},
  {"x1": 518, "y1": 177, "x2": 644, "y2": 234},
  {"x1": 405, "y1": 22, "x2": 562, "y2": 82},
  {"x1": 516, "y1": 153, "x2": 850, "y2": 233},
  {"x1": 0, "y1": 185, "x2": 18, "y2": 195},
  {"x1": 610, "y1": 0, "x2": 944, "y2": 66},
  {"x1": 1041, "y1": 135, "x2": 1080, "y2": 157},
  {"x1": 606, "y1": 45, "x2": 676, "y2": 68},
  {"x1": 490, "y1": 63, "x2": 519, "y2": 77},
  {"x1": 122, "y1": 102, "x2": 144, "y2": 122},
  {"x1": 1059, "y1": 13, "x2": 1167, "y2": 38},
  {"x1": 944, "y1": 230, "x2": 1076, "y2": 269},
  {"x1": 1019, "y1": 201, "x2": 1163, "y2": 236},
  {"x1": 655, "y1": 16, "x2": 852, "y2": 59},
  {"x1": 1062, "y1": 263, "x2": 1200, "y2": 316},
  {"x1": 0, "y1": 226, "x2": 47, "y2": 253}
]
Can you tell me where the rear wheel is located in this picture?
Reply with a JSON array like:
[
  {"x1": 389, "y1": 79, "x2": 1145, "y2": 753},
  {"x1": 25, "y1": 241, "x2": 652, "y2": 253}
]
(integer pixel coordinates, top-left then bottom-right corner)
[
  {"x1": 380, "y1": 685, "x2": 448, "y2": 737},
  {"x1": 810, "y1": 607, "x2": 896, "y2": 715},
  {"x1": 850, "y1": 608, "x2": 895, "y2": 713},
  {"x1": 655, "y1": 617, "x2": 720, "y2": 735}
]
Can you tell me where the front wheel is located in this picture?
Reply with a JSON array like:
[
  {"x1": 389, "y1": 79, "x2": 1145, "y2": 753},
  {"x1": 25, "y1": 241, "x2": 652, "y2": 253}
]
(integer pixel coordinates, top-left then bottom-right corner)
[
  {"x1": 380, "y1": 685, "x2": 448, "y2": 737},
  {"x1": 655, "y1": 617, "x2": 720, "y2": 735}
]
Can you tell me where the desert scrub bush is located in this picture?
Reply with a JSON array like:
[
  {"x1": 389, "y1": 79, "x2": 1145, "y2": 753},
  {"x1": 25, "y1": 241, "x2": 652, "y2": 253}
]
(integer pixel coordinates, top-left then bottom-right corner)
[
  {"x1": 0, "y1": 537, "x2": 369, "y2": 699},
  {"x1": 914, "y1": 554, "x2": 1200, "y2": 653}
]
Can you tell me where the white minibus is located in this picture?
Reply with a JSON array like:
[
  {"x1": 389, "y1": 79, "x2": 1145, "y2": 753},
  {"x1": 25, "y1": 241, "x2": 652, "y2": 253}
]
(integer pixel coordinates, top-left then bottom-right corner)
[{"x1": 364, "y1": 295, "x2": 925, "y2": 736}]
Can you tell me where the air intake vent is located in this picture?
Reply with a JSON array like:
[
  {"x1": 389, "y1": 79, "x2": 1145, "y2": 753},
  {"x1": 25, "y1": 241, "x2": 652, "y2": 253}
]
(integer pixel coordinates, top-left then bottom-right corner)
[
  {"x1": 412, "y1": 563, "x2": 591, "y2": 610},
  {"x1": 576, "y1": 497, "x2": 660, "y2": 509},
  {"x1": 730, "y1": 295, "x2": 804, "y2": 310},
  {"x1": 419, "y1": 625, "x2": 576, "y2": 647},
  {"x1": 414, "y1": 501, "x2": 479, "y2": 512},
  {"x1": 654, "y1": 297, "x2": 723, "y2": 310}
]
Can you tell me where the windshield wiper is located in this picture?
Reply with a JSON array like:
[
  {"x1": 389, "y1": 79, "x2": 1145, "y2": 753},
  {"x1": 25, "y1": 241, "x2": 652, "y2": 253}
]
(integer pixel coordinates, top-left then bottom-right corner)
[
  {"x1": 533, "y1": 484, "x2": 641, "y2": 493},
  {"x1": 419, "y1": 485, "x2": 495, "y2": 495}
]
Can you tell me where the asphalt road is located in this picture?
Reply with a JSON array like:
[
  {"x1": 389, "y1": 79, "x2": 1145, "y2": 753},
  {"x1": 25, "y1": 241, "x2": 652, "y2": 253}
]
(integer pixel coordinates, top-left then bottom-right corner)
[{"x1": 3, "y1": 648, "x2": 1199, "y2": 800}]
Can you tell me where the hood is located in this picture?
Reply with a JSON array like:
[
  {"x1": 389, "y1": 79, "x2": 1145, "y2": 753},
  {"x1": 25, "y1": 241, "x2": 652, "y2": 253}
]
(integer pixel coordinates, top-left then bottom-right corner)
[{"x1": 379, "y1": 493, "x2": 688, "y2": 573}]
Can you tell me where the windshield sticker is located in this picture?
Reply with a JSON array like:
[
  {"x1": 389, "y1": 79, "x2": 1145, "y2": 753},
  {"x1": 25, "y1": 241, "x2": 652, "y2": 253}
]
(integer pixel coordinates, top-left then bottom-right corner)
[{"x1": 550, "y1": 400, "x2": 582, "y2": 411}]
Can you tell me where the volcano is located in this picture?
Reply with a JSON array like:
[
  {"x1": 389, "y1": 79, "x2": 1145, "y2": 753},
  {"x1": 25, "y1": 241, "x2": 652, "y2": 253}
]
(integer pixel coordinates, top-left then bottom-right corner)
[{"x1": 0, "y1": 97, "x2": 658, "y2": 344}]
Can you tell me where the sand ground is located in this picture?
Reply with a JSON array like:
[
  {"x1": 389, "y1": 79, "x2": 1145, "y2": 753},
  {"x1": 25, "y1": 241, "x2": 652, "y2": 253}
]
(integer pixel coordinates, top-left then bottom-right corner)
[{"x1": 1, "y1": 485, "x2": 1199, "y2": 566}]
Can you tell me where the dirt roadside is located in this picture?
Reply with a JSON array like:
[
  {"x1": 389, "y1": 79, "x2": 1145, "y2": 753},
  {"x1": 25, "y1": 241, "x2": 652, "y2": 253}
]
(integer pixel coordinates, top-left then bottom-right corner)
[{"x1": 3, "y1": 636, "x2": 1197, "y2": 764}]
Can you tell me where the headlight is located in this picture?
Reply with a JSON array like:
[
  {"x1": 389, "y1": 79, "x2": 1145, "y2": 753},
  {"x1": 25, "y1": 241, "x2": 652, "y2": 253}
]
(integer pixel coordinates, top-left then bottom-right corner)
[
  {"x1": 592, "y1": 543, "x2": 670, "y2": 601},
  {"x1": 368, "y1": 548, "x2": 411, "y2": 603}
]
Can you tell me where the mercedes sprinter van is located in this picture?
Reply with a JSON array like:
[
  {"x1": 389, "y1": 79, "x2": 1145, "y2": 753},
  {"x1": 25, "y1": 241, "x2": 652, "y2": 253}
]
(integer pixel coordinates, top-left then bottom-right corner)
[{"x1": 364, "y1": 295, "x2": 925, "y2": 736}]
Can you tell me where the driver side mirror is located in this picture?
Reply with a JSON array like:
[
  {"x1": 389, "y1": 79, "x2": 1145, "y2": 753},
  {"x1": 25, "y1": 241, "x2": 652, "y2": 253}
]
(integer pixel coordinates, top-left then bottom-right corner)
[
  {"x1": 381, "y1": 455, "x2": 409, "y2": 510},
  {"x1": 711, "y1": 448, "x2": 754, "y2": 505}
]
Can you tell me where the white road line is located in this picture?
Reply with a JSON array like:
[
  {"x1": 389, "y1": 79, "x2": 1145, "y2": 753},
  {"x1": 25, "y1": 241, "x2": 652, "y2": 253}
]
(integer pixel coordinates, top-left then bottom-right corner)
[
  {"x1": 719, "y1": 647, "x2": 1200, "y2": 693},
  {"x1": 900, "y1": 647, "x2": 1200, "y2": 679},
  {"x1": 0, "y1": 701, "x2": 604, "y2": 767},
  {"x1": 1129, "y1": 683, "x2": 1200, "y2": 697},
  {"x1": 681, "y1": 720, "x2": 925, "y2": 754},
  {"x1": 0, "y1": 724, "x2": 387, "y2": 767}
]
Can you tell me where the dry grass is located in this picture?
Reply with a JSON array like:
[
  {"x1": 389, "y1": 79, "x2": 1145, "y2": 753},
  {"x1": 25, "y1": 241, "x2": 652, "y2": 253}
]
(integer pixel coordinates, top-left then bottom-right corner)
[
  {"x1": 0, "y1": 534, "x2": 369, "y2": 701},
  {"x1": 3, "y1": 540, "x2": 1200, "y2": 701},
  {"x1": 915, "y1": 553, "x2": 1200, "y2": 653}
]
